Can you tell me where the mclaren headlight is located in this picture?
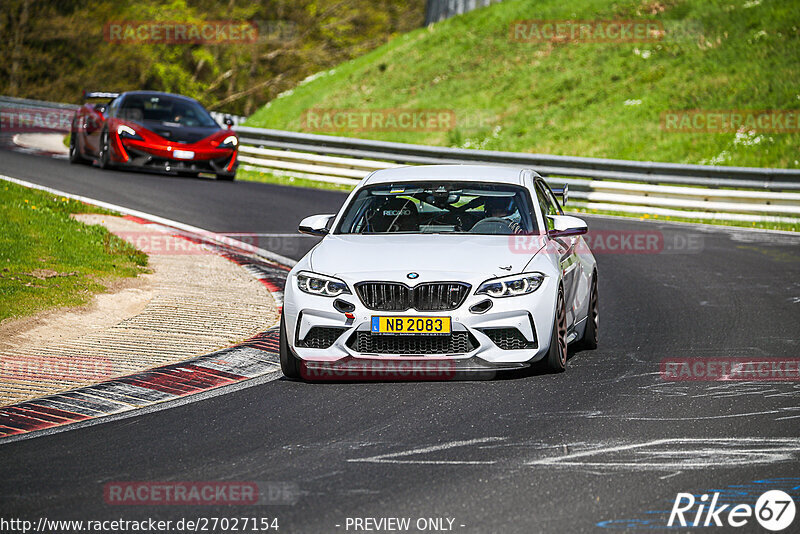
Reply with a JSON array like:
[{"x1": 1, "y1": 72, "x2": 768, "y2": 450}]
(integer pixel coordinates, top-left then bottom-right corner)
[
  {"x1": 476, "y1": 272, "x2": 545, "y2": 298},
  {"x1": 296, "y1": 271, "x2": 351, "y2": 297},
  {"x1": 218, "y1": 135, "x2": 239, "y2": 149},
  {"x1": 117, "y1": 124, "x2": 142, "y2": 140}
]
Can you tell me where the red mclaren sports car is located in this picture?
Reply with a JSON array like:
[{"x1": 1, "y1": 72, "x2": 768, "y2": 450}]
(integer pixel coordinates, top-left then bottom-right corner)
[{"x1": 69, "y1": 91, "x2": 238, "y2": 180}]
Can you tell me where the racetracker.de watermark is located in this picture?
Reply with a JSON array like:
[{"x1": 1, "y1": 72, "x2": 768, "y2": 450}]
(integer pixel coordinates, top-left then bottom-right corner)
[
  {"x1": 0, "y1": 355, "x2": 114, "y2": 382},
  {"x1": 508, "y1": 230, "x2": 704, "y2": 255},
  {"x1": 509, "y1": 19, "x2": 664, "y2": 43},
  {"x1": 301, "y1": 109, "x2": 457, "y2": 132},
  {"x1": 0, "y1": 107, "x2": 73, "y2": 134},
  {"x1": 300, "y1": 360, "x2": 458, "y2": 381},
  {"x1": 661, "y1": 110, "x2": 800, "y2": 133},
  {"x1": 107, "y1": 232, "x2": 209, "y2": 255},
  {"x1": 104, "y1": 481, "x2": 299, "y2": 505},
  {"x1": 106, "y1": 232, "x2": 311, "y2": 258},
  {"x1": 660, "y1": 358, "x2": 800, "y2": 381},
  {"x1": 104, "y1": 21, "x2": 259, "y2": 45}
]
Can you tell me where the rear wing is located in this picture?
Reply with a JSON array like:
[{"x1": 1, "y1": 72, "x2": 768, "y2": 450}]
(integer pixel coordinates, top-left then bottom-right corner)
[{"x1": 82, "y1": 91, "x2": 120, "y2": 102}]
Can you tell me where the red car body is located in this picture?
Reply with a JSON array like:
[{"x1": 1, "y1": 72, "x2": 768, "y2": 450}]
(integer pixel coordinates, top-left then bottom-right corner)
[{"x1": 69, "y1": 91, "x2": 238, "y2": 180}]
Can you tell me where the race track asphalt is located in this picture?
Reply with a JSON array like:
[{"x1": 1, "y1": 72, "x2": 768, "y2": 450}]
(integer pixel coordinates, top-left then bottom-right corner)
[{"x1": 1, "y1": 146, "x2": 799, "y2": 533}]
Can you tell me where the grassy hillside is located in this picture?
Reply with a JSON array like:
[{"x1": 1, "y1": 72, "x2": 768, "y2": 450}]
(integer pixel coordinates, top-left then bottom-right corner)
[{"x1": 246, "y1": 0, "x2": 800, "y2": 168}]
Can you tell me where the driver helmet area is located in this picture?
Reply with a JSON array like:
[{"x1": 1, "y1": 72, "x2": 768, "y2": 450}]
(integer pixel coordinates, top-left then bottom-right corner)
[{"x1": 367, "y1": 197, "x2": 419, "y2": 232}]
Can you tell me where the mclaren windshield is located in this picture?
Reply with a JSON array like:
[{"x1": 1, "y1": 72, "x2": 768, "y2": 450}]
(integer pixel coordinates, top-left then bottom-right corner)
[
  {"x1": 335, "y1": 181, "x2": 537, "y2": 235},
  {"x1": 117, "y1": 94, "x2": 218, "y2": 128}
]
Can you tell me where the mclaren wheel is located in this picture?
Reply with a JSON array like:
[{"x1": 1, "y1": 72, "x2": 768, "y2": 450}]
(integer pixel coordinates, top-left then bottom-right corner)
[
  {"x1": 98, "y1": 129, "x2": 113, "y2": 170},
  {"x1": 68, "y1": 130, "x2": 88, "y2": 164}
]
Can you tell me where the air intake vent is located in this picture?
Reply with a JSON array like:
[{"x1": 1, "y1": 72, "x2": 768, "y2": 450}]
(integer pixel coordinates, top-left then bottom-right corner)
[
  {"x1": 347, "y1": 331, "x2": 477, "y2": 355},
  {"x1": 296, "y1": 327, "x2": 347, "y2": 349},
  {"x1": 481, "y1": 328, "x2": 537, "y2": 350}
]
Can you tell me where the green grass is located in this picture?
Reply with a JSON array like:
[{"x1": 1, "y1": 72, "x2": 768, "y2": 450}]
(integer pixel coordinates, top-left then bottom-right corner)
[
  {"x1": 246, "y1": 0, "x2": 800, "y2": 169},
  {"x1": 0, "y1": 181, "x2": 148, "y2": 322}
]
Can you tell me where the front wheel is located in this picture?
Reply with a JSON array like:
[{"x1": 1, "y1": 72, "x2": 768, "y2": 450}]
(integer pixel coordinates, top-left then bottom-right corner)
[
  {"x1": 68, "y1": 131, "x2": 87, "y2": 164},
  {"x1": 98, "y1": 130, "x2": 113, "y2": 169},
  {"x1": 279, "y1": 315, "x2": 302, "y2": 379},
  {"x1": 540, "y1": 287, "x2": 567, "y2": 373}
]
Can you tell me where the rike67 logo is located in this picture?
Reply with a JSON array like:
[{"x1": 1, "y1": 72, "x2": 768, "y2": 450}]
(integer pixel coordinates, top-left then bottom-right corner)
[{"x1": 669, "y1": 490, "x2": 796, "y2": 531}]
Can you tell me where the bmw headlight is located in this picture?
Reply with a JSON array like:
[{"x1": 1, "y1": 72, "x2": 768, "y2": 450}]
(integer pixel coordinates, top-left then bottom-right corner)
[
  {"x1": 476, "y1": 273, "x2": 545, "y2": 298},
  {"x1": 296, "y1": 271, "x2": 351, "y2": 297},
  {"x1": 218, "y1": 135, "x2": 238, "y2": 149},
  {"x1": 117, "y1": 124, "x2": 142, "y2": 140}
]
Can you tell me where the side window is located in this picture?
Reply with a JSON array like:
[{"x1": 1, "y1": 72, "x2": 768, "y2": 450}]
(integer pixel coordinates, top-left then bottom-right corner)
[
  {"x1": 107, "y1": 97, "x2": 120, "y2": 118},
  {"x1": 541, "y1": 182, "x2": 565, "y2": 215},
  {"x1": 535, "y1": 186, "x2": 555, "y2": 231}
]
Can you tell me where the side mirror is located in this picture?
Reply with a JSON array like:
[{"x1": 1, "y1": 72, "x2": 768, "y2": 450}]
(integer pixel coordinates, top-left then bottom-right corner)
[
  {"x1": 298, "y1": 214, "x2": 335, "y2": 237},
  {"x1": 547, "y1": 215, "x2": 587, "y2": 238},
  {"x1": 94, "y1": 103, "x2": 107, "y2": 114},
  {"x1": 551, "y1": 184, "x2": 568, "y2": 206},
  {"x1": 224, "y1": 115, "x2": 234, "y2": 129}
]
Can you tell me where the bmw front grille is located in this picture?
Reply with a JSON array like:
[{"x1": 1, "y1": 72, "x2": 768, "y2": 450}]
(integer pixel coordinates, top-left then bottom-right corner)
[{"x1": 355, "y1": 282, "x2": 471, "y2": 311}]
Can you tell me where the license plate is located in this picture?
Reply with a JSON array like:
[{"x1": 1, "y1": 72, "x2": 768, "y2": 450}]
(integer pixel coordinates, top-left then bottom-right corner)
[
  {"x1": 173, "y1": 150, "x2": 195, "y2": 159},
  {"x1": 371, "y1": 316, "x2": 451, "y2": 335}
]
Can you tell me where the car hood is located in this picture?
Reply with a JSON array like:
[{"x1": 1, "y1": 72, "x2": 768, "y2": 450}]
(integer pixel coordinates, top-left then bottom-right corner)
[
  {"x1": 139, "y1": 121, "x2": 220, "y2": 144},
  {"x1": 309, "y1": 234, "x2": 547, "y2": 282}
]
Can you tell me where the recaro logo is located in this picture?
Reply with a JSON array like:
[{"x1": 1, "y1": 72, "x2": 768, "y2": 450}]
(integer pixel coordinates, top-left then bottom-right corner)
[
  {"x1": 668, "y1": 490, "x2": 796, "y2": 530},
  {"x1": 382, "y1": 209, "x2": 411, "y2": 216}
]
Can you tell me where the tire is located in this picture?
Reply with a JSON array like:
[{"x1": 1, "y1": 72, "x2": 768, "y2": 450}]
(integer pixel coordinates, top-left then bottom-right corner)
[
  {"x1": 540, "y1": 286, "x2": 567, "y2": 373},
  {"x1": 578, "y1": 271, "x2": 599, "y2": 350},
  {"x1": 216, "y1": 172, "x2": 236, "y2": 181},
  {"x1": 279, "y1": 315, "x2": 302, "y2": 379},
  {"x1": 68, "y1": 130, "x2": 87, "y2": 164},
  {"x1": 98, "y1": 129, "x2": 113, "y2": 169}
]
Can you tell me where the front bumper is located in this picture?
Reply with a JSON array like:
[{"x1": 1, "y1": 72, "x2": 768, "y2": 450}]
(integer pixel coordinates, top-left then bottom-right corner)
[
  {"x1": 110, "y1": 135, "x2": 237, "y2": 174},
  {"x1": 123, "y1": 145, "x2": 237, "y2": 174},
  {"x1": 283, "y1": 275, "x2": 559, "y2": 368}
]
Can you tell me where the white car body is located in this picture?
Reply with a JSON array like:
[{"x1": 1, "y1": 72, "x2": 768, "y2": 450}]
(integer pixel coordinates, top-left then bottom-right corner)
[{"x1": 281, "y1": 165, "x2": 598, "y2": 377}]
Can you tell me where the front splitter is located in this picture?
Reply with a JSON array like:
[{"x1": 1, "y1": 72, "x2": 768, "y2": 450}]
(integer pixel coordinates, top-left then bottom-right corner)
[{"x1": 299, "y1": 356, "x2": 528, "y2": 382}]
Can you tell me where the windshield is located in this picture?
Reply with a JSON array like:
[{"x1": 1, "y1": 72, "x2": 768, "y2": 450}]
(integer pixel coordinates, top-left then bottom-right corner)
[
  {"x1": 335, "y1": 181, "x2": 537, "y2": 235},
  {"x1": 118, "y1": 95, "x2": 218, "y2": 128}
]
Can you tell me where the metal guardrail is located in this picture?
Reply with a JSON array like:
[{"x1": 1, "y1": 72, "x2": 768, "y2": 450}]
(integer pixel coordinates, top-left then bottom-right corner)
[
  {"x1": 235, "y1": 127, "x2": 800, "y2": 189},
  {"x1": 425, "y1": 0, "x2": 503, "y2": 25},
  {"x1": 234, "y1": 126, "x2": 800, "y2": 223},
  {"x1": 0, "y1": 95, "x2": 78, "y2": 111}
]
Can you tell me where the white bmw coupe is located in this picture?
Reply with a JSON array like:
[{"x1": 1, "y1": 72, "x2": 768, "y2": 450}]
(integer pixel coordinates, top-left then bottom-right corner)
[{"x1": 280, "y1": 165, "x2": 598, "y2": 379}]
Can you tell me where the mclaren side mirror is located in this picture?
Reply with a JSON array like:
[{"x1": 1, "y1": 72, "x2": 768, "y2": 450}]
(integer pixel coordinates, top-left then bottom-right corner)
[
  {"x1": 224, "y1": 116, "x2": 234, "y2": 129},
  {"x1": 298, "y1": 214, "x2": 335, "y2": 237},
  {"x1": 547, "y1": 215, "x2": 588, "y2": 238}
]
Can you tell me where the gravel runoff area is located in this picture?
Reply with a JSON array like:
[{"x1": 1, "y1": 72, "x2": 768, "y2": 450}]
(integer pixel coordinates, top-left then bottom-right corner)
[
  {"x1": 0, "y1": 214, "x2": 279, "y2": 406},
  {"x1": 12, "y1": 133, "x2": 69, "y2": 156}
]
